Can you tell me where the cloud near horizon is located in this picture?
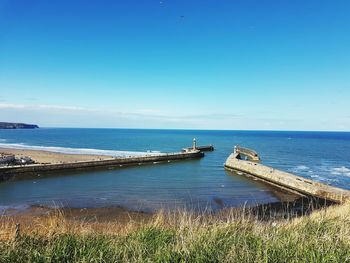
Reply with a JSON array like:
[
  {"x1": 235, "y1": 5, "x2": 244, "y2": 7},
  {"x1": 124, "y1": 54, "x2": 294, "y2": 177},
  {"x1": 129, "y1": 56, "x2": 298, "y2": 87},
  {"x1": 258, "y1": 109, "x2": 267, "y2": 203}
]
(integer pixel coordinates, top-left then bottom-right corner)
[
  {"x1": 0, "y1": 103, "x2": 348, "y2": 131},
  {"x1": 0, "y1": 103, "x2": 246, "y2": 128}
]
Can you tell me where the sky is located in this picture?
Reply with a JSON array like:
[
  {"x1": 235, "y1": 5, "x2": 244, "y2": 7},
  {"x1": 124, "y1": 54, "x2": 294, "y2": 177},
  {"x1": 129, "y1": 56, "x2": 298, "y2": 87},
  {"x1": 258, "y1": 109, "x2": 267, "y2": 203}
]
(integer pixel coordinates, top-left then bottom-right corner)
[{"x1": 0, "y1": 0, "x2": 349, "y2": 130}]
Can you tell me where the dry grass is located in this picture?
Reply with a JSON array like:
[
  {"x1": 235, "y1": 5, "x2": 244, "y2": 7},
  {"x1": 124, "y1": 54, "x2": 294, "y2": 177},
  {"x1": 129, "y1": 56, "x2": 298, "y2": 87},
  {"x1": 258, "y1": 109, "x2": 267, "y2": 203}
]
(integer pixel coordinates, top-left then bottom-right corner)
[{"x1": 1, "y1": 202, "x2": 350, "y2": 262}]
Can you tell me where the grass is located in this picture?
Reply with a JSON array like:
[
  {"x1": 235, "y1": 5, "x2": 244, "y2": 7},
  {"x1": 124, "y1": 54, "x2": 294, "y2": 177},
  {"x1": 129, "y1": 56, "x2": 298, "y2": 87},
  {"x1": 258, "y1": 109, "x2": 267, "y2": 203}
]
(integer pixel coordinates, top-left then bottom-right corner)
[{"x1": 1, "y1": 202, "x2": 350, "y2": 262}]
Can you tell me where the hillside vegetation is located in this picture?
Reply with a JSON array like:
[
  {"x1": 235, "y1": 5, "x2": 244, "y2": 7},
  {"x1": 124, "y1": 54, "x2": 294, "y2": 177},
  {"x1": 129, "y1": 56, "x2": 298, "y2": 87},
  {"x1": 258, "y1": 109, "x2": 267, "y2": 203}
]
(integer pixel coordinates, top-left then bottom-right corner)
[{"x1": 1, "y1": 202, "x2": 350, "y2": 262}]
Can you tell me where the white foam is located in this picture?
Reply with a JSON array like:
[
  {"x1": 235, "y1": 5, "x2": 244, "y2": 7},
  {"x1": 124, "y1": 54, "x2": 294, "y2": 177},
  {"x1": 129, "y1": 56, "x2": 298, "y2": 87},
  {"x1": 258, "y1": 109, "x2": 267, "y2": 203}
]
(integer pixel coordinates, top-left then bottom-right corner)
[
  {"x1": 332, "y1": 166, "x2": 350, "y2": 173},
  {"x1": 331, "y1": 166, "x2": 350, "y2": 177},
  {"x1": 295, "y1": 165, "x2": 309, "y2": 170},
  {"x1": 0, "y1": 204, "x2": 30, "y2": 213},
  {"x1": 310, "y1": 174, "x2": 320, "y2": 178},
  {"x1": 0, "y1": 142, "x2": 166, "y2": 157},
  {"x1": 290, "y1": 165, "x2": 310, "y2": 173}
]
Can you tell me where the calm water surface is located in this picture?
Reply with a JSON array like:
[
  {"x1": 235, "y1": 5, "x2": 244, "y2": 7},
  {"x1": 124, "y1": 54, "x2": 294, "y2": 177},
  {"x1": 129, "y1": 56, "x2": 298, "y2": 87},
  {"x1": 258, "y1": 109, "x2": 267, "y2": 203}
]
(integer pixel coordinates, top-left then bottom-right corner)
[{"x1": 0, "y1": 129, "x2": 349, "y2": 212}]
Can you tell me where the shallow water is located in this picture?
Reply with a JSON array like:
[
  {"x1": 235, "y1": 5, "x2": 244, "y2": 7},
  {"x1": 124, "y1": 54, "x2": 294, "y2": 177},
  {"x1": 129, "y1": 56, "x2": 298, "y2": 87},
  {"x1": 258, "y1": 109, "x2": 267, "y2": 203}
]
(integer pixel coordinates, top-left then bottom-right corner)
[{"x1": 0, "y1": 129, "x2": 349, "y2": 212}]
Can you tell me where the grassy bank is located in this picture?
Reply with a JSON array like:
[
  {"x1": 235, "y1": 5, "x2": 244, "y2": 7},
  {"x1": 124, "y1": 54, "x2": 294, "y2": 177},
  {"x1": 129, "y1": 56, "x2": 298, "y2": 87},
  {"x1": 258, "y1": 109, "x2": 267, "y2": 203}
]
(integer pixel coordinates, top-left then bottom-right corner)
[{"x1": 1, "y1": 202, "x2": 350, "y2": 262}]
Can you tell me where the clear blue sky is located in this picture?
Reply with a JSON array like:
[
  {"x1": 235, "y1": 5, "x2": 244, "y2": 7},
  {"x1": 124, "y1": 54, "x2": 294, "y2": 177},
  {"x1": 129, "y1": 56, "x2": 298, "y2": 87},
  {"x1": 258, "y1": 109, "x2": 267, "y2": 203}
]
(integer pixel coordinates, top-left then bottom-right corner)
[{"x1": 0, "y1": 0, "x2": 349, "y2": 130}]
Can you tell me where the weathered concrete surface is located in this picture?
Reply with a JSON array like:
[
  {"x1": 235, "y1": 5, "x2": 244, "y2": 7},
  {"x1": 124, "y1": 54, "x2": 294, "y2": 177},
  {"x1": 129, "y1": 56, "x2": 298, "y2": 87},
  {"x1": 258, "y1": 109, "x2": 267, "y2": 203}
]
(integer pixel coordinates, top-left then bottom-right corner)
[
  {"x1": 0, "y1": 150, "x2": 204, "y2": 181},
  {"x1": 183, "y1": 145, "x2": 214, "y2": 152},
  {"x1": 234, "y1": 146, "x2": 260, "y2": 162},
  {"x1": 225, "y1": 150, "x2": 350, "y2": 204}
]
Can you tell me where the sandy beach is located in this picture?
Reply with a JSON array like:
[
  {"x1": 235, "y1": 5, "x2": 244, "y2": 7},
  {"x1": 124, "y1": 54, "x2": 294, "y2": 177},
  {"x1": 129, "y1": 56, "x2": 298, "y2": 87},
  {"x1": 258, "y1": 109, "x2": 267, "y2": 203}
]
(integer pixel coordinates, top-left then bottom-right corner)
[{"x1": 0, "y1": 147, "x2": 113, "y2": 164}]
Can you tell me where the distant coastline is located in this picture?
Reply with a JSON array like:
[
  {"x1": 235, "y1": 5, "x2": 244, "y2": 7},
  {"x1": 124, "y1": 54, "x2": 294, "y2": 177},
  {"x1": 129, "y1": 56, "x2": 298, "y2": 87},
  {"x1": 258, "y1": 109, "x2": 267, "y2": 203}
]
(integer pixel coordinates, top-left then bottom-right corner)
[{"x1": 0, "y1": 122, "x2": 39, "y2": 129}]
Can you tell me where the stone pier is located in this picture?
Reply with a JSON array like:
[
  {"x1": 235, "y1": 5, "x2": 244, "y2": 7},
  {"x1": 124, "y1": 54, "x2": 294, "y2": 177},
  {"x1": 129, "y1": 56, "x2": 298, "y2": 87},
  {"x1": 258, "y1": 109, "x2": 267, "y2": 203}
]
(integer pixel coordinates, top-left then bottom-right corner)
[
  {"x1": 0, "y1": 150, "x2": 204, "y2": 181},
  {"x1": 224, "y1": 146, "x2": 350, "y2": 203}
]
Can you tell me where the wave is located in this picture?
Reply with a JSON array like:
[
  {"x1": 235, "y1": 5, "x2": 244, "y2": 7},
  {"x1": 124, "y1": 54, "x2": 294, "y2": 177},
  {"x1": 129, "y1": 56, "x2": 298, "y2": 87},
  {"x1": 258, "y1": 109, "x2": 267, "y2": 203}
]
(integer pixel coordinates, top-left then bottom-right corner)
[
  {"x1": 289, "y1": 165, "x2": 310, "y2": 173},
  {"x1": 331, "y1": 166, "x2": 350, "y2": 177},
  {"x1": 287, "y1": 165, "x2": 343, "y2": 185},
  {"x1": 0, "y1": 142, "x2": 166, "y2": 157},
  {"x1": 294, "y1": 165, "x2": 309, "y2": 171},
  {"x1": 0, "y1": 204, "x2": 30, "y2": 213}
]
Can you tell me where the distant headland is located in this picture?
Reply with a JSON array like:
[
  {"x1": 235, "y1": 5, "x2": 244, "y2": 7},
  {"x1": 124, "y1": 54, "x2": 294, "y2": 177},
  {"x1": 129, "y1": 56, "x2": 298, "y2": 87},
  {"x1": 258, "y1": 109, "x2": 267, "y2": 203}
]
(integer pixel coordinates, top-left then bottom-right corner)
[{"x1": 0, "y1": 122, "x2": 39, "y2": 129}]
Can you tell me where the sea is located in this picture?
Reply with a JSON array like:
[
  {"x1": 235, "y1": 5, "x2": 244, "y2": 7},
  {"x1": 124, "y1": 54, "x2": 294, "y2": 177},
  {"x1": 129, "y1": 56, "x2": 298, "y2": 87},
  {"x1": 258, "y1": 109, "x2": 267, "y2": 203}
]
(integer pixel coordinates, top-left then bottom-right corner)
[{"x1": 0, "y1": 128, "x2": 349, "y2": 212}]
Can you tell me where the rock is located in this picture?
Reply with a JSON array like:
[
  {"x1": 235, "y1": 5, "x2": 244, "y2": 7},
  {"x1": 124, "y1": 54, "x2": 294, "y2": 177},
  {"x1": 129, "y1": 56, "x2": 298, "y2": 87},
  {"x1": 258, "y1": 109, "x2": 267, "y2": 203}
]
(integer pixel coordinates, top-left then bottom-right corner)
[{"x1": 0, "y1": 122, "x2": 39, "y2": 129}]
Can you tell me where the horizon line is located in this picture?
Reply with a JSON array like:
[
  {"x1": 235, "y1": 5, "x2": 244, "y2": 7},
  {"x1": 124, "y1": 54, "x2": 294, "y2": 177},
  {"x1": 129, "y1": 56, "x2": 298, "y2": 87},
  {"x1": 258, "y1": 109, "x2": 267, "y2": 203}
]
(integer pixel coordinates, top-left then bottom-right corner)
[{"x1": 36, "y1": 126, "x2": 350, "y2": 133}]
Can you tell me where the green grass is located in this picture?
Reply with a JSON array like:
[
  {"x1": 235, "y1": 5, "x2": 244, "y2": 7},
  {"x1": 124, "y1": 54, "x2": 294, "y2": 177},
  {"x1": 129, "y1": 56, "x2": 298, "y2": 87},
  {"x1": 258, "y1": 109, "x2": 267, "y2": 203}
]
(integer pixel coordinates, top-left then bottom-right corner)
[{"x1": 1, "y1": 203, "x2": 350, "y2": 262}]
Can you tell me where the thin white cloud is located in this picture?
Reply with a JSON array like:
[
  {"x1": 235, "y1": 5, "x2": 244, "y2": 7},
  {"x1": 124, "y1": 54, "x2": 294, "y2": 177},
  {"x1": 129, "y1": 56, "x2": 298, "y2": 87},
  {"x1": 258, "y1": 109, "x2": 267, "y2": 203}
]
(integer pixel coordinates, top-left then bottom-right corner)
[
  {"x1": 2, "y1": 102, "x2": 346, "y2": 131},
  {"x1": 0, "y1": 103, "x2": 242, "y2": 121},
  {"x1": 0, "y1": 103, "x2": 26, "y2": 109},
  {"x1": 0, "y1": 103, "x2": 92, "y2": 112}
]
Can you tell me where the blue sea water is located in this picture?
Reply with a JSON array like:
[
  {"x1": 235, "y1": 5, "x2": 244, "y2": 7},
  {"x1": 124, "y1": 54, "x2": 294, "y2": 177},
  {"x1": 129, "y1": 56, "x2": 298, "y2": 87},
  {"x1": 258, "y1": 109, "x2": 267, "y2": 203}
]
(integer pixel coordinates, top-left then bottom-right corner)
[{"x1": 0, "y1": 128, "x2": 349, "y2": 212}]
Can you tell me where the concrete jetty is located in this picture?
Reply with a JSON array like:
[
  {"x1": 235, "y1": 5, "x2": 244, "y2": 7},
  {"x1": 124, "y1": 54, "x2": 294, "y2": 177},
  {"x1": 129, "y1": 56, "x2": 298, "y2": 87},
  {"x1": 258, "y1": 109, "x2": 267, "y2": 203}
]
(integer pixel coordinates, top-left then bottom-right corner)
[
  {"x1": 224, "y1": 146, "x2": 350, "y2": 203},
  {"x1": 182, "y1": 138, "x2": 214, "y2": 152},
  {"x1": 183, "y1": 145, "x2": 214, "y2": 152},
  {"x1": 0, "y1": 150, "x2": 204, "y2": 181}
]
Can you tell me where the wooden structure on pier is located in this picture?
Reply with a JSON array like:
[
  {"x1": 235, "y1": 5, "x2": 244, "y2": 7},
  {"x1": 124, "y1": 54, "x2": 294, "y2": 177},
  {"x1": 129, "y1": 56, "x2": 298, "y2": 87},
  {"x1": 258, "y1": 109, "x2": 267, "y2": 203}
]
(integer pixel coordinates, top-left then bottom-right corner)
[{"x1": 224, "y1": 146, "x2": 350, "y2": 203}]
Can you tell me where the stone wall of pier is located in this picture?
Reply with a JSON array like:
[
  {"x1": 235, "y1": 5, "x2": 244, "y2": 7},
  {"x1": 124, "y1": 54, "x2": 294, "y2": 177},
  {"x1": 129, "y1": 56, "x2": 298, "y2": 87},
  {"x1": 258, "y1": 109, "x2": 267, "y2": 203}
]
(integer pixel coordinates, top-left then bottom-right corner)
[
  {"x1": 225, "y1": 153, "x2": 350, "y2": 203},
  {"x1": 0, "y1": 151, "x2": 204, "y2": 181}
]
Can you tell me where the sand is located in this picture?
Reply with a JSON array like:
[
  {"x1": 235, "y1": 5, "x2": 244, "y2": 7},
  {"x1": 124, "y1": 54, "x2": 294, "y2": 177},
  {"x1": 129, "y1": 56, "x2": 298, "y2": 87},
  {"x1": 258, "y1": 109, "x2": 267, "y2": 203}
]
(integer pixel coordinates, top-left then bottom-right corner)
[
  {"x1": 0, "y1": 147, "x2": 113, "y2": 164},
  {"x1": 0, "y1": 197, "x2": 332, "y2": 235}
]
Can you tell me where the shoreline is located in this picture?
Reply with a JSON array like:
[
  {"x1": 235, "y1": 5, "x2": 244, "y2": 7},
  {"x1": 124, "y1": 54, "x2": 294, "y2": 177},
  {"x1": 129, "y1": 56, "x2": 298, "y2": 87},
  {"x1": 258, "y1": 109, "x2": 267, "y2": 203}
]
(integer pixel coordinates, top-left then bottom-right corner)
[
  {"x1": 1, "y1": 204, "x2": 153, "y2": 226},
  {"x1": 0, "y1": 196, "x2": 334, "y2": 226},
  {"x1": 0, "y1": 147, "x2": 204, "y2": 181},
  {"x1": 0, "y1": 147, "x2": 114, "y2": 164}
]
